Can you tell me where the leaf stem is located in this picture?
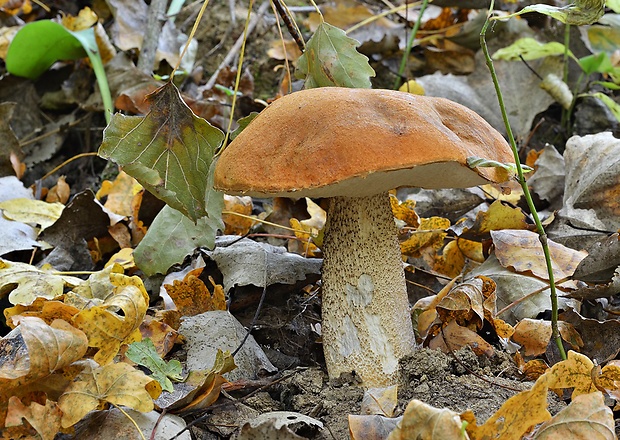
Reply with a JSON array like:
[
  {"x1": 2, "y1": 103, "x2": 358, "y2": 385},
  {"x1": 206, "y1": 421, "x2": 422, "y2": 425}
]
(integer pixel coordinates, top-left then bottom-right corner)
[{"x1": 480, "y1": 2, "x2": 566, "y2": 360}]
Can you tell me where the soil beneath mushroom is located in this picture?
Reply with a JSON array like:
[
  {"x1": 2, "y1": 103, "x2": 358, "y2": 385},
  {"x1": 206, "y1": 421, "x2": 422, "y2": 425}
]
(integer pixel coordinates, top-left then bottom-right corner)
[{"x1": 186, "y1": 346, "x2": 566, "y2": 439}]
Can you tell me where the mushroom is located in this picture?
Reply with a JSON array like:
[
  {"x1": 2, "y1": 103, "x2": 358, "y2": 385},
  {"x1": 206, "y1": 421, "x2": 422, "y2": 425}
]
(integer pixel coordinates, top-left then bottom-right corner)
[{"x1": 213, "y1": 87, "x2": 514, "y2": 387}]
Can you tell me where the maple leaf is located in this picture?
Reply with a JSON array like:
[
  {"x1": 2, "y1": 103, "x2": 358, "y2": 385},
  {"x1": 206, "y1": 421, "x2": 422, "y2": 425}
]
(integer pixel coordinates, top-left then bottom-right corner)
[{"x1": 57, "y1": 361, "x2": 161, "y2": 428}]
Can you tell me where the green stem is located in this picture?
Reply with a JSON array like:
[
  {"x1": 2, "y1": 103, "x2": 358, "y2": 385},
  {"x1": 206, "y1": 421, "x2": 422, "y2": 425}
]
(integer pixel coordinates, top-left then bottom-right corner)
[
  {"x1": 88, "y1": 51, "x2": 113, "y2": 125},
  {"x1": 393, "y1": 0, "x2": 429, "y2": 90},
  {"x1": 560, "y1": 23, "x2": 571, "y2": 131},
  {"x1": 480, "y1": 1, "x2": 566, "y2": 360}
]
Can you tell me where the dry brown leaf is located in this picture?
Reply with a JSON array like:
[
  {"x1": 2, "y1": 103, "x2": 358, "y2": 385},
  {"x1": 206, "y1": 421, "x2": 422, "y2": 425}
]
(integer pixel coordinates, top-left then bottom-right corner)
[
  {"x1": 532, "y1": 392, "x2": 615, "y2": 439},
  {"x1": 513, "y1": 318, "x2": 553, "y2": 357},
  {"x1": 72, "y1": 273, "x2": 149, "y2": 365},
  {"x1": 492, "y1": 229, "x2": 588, "y2": 282},
  {"x1": 45, "y1": 176, "x2": 70, "y2": 204},
  {"x1": 289, "y1": 218, "x2": 321, "y2": 257},
  {"x1": 57, "y1": 361, "x2": 161, "y2": 428},
  {"x1": 349, "y1": 414, "x2": 401, "y2": 440},
  {"x1": 360, "y1": 385, "x2": 398, "y2": 417},
  {"x1": 5, "y1": 396, "x2": 62, "y2": 440},
  {"x1": 401, "y1": 217, "x2": 450, "y2": 257},
  {"x1": 387, "y1": 399, "x2": 465, "y2": 440},
  {"x1": 138, "y1": 315, "x2": 178, "y2": 358},
  {"x1": 428, "y1": 320, "x2": 494, "y2": 356}
]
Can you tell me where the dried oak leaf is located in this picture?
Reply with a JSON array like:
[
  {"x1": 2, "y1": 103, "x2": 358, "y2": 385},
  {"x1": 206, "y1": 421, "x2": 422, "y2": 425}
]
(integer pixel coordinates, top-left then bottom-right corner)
[
  {"x1": 5, "y1": 396, "x2": 62, "y2": 440},
  {"x1": 164, "y1": 268, "x2": 226, "y2": 316}
]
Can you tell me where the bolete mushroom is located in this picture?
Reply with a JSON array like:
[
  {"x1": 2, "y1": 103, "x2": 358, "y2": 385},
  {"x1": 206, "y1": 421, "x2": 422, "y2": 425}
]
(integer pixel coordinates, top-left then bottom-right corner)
[{"x1": 213, "y1": 87, "x2": 514, "y2": 387}]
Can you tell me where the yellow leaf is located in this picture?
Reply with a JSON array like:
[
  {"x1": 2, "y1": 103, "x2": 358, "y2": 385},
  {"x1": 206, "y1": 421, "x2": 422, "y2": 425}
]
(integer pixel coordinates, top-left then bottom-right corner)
[
  {"x1": 222, "y1": 195, "x2": 254, "y2": 235},
  {"x1": 58, "y1": 362, "x2": 161, "y2": 428},
  {"x1": 401, "y1": 217, "x2": 450, "y2": 257},
  {"x1": 4, "y1": 299, "x2": 79, "y2": 328},
  {"x1": 467, "y1": 374, "x2": 551, "y2": 440},
  {"x1": 61, "y1": 6, "x2": 98, "y2": 31},
  {"x1": 0, "y1": 198, "x2": 64, "y2": 230},
  {"x1": 0, "y1": 317, "x2": 88, "y2": 391},
  {"x1": 96, "y1": 171, "x2": 143, "y2": 218},
  {"x1": 0, "y1": 259, "x2": 83, "y2": 306},
  {"x1": 5, "y1": 396, "x2": 62, "y2": 440},
  {"x1": 387, "y1": 399, "x2": 464, "y2": 440},
  {"x1": 164, "y1": 269, "x2": 226, "y2": 316},
  {"x1": 72, "y1": 274, "x2": 149, "y2": 364},
  {"x1": 545, "y1": 351, "x2": 598, "y2": 399}
]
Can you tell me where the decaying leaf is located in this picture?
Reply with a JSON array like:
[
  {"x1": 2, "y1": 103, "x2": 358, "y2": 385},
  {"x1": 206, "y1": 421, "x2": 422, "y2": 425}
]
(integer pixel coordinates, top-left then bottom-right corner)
[
  {"x1": 5, "y1": 396, "x2": 62, "y2": 440},
  {"x1": 164, "y1": 268, "x2": 226, "y2": 316},
  {"x1": 0, "y1": 259, "x2": 83, "y2": 306},
  {"x1": 57, "y1": 361, "x2": 161, "y2": 428},
  {"x1": 72, "y1": 273, "x2": 149, "y2": 364},
  {"x1": 387, "y1": 399, "x2": 465, "y2": 440}
]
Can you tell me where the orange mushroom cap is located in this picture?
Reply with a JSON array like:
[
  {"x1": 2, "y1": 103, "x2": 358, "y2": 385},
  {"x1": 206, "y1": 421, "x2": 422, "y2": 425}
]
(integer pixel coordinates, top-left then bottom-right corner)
[{"x1": 214, "y1": 87, "x2": 513, "y2": 197}]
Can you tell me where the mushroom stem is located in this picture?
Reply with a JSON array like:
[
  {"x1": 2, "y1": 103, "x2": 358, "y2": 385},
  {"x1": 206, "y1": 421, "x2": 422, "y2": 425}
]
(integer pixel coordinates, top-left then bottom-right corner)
[{"x1": 321, "y1": 192, "x2": 416, "y2": 387}]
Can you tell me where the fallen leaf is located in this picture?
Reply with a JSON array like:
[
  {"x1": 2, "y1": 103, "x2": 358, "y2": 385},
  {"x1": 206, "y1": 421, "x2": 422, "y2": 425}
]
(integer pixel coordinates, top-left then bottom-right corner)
[
  {"x1": 492, "y1": 229, "x2": 588, "y2": 282},
  {"x1": 96, "y1": 171, "x2": 143, "y2": 218},
  {"x1": 99, "y1": 81, "x2": 225, "y2": 222},
  {"x1": 164, "y1": 269, "x2": 226, "y2": 316},
  {"x1": 401, "y1": 217, "x2": 450, "y2": 258},
  {"x1": 0, "y1": 259, "x2": 83, "y2": 306},
  {"x1": 72, "y1": 273, "x2": 149, "y2": 364},
  {"x1": 222, "y1": 195, "x2": 254, "y2": 235},
  {"x1": 57, "y1": 361, "x2": 161, "y2": 428},
  {"x1": 387, "y1": 399, "x2": 464, "y2": 440},
  {"x1": 360, "y1": 385, "x2": 398, "y2": 417},
  {"x1": 5, "y1": 396, "x2": 62, "y2": 440},
  {"x1": 126, "y1": 338, "x2": 183, "y2": 392},
  {"x1": 532, "y1": 392, "x2": 615, "y2": 439},
  {"x1": 0, "y1": 198, "x2": 64, "y2": 230}
]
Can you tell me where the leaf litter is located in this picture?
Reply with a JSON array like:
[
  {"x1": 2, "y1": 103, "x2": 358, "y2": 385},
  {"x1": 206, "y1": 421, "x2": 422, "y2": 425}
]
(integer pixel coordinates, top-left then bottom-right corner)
[{"x1": 2, "y1": 0, "x2": 620, "y2": 439}]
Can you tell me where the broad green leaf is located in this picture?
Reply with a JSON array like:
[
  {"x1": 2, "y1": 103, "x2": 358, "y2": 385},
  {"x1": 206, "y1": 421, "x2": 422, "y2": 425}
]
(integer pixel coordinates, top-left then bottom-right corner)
[
  {"x1": 126, "y1": 338, "x2": 183, "y2": 392},
  {"x1": 5, "y1": 21, "x2": 112, "y2": 122},
  {"x1": 296, "y1": 21, "x2": 375, "y2": 89},
  {"x1": 494, "y1": 0, "x2": 604, "y2": 25},
  {"x1": 579, "y1": 52, "x2": 615, "y2": 75},
  {"x1": 592, "y1": 81, "x2": 620, "y2": 90},
  {"x1": 492, "y1": 38, "x2": 574, "y2": 62},
  {"x1": 134, "y1": 204, "x2": 222, "y2": 276},
  {"x1": 608, "y1": 0, "x2": 620, "y2": 12},
  {"x1": 584, "y1": 92, "x2": 620, "y2": 122},
  {"x1": 5, "y1": 21, "x2": 85, "y2": 79},
  {"x1": 99, "y1": 81, "x2": 225, "y2": 222}
]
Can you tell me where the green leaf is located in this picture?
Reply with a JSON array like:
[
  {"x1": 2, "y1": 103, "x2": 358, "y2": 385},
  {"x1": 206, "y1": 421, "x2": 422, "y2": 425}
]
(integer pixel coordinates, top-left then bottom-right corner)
[
  {"x1": 133, "y1": 204, "x2": 223, "y2": 276},
  {"x1": 5, "y1": 21, "x2": 85, "y2": 79},
  {"x1": 578, "y1": 52, "x2": 614, "y2": 75},
  {"x1": 99, "y1": 81, "x2": 225, "y2": 222},
  {"x1": 592, "y1": 81, "x2": 620, "y2": 90},
  {"x1": 492, "y1": 38, "x2": 574, "y2": 61},
  {"x1": 230, "y1": 113, "x2": 258, "y2": 141},
  {"x1": 608, "y1": 0, "x2": 620, "y2": 13},
  {"x1": 126, "y1": 338, "x2": 183, "y2": 392},
  {"x1": 296, "y1": 21, "x2": 375, "y2": 89},
  {"x1": 6, "y1": 21, "x2": 113, "y2": 123},
  {"x1": 494, "y1": 0, "x2": 604, "y2": 26},
  {"x1": 584, "y1": 92, "x2": 620, "y2": 122},
  {"x1": 467, "y1": 156, "x2": 533, "y2": 175}
]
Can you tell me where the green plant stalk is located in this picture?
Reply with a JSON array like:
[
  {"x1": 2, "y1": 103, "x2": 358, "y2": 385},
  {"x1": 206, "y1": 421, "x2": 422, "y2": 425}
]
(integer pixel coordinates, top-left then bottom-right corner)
[
  {"x1": 87, "y1": 50, "x2": 112, "y2": 125},
  {"x1": 393, "y1": 0, "x2": 429, "y2": 90},
  {"x1": 480, "y1": 2, "x2": 566, "y2": 360}
]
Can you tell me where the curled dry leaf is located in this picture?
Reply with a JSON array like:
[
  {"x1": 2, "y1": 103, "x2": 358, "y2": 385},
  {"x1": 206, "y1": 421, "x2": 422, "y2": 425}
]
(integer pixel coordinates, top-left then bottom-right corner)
[
  {"x1": 5, "y1": 396, "x2": 62, "y2": 440},
  {"x1": 0, "y1": 317, "x2": 88, "y2": 391},
  {"x1": 387, "y1": 399, "x2": 465, "y2": 440},
  {"x1": 72, "y1": 273, "x2": 149, "y2": 365},
  {"x1": 532, "y1": 392, "x2": 615, "y2": 439},
  {"x1": 164, "y1": 268, "x2": 226, "y2": 316},
  {"x1": 222, "y1": 195, "x2": 254, "y2": 235},
  {"x1": 57, "y1": 361, "x2": 161, "y2": 428}
]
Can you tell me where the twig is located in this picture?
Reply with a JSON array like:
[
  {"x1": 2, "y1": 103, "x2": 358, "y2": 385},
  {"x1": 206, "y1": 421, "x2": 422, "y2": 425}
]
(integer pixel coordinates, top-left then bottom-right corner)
[
  {"x1": 480, "y1": 1, "x2": 566, "y2": 360},
  {"x1": 272, "y1": 0, "x2": 306, "y2": 53},
  {"x1": 137, "y1": 0, "x2": 168, "y2": 74}
]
